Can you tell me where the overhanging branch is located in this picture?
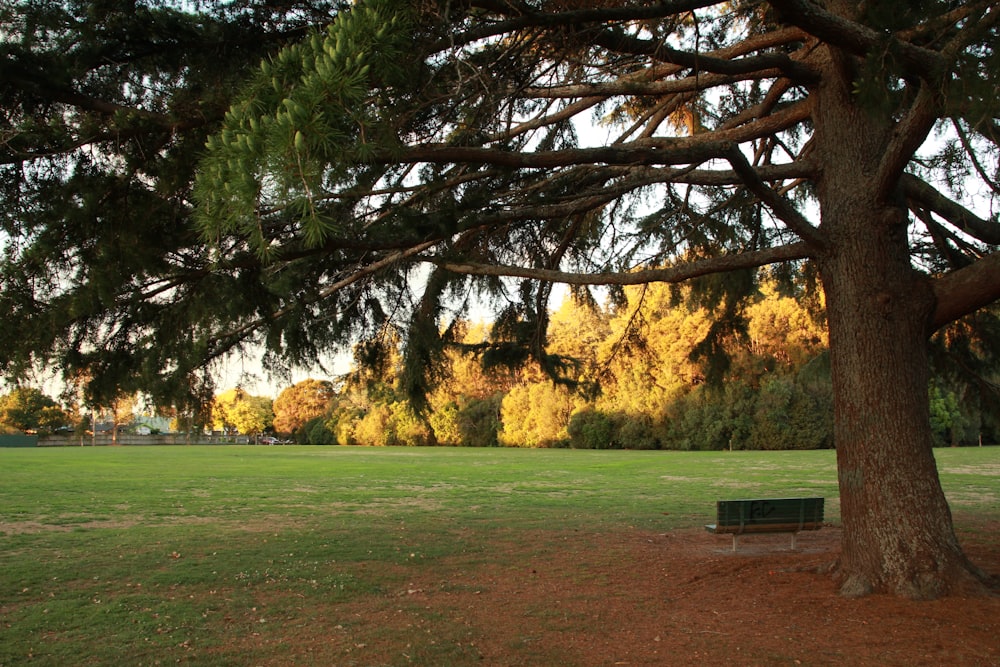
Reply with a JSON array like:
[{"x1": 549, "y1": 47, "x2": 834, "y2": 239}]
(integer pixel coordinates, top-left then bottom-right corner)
[
  {"x1": 386, "y1": 140, "x2": 734, "y2": 168},
  {"x1": 875, "y1": 85, "x2": 941, "y2": 199},
  {"x1": 591, "y1": 27, "x2": 818, "y2": 82},
  {"x1": 387, "y1": 101, "x2": 812, "y2": 170},
  {"x1": 521, "y1": 26, "x2": 812, "y2": 99},
  {"x1": 767, "y1": 0, "x2": 946, "y2": 81},
  {"x1": 932, "y1": 252, "x2": 1000, "y2": 331},
  {"x1": 902, "y1": 174, "x2": 1000, "y2": 244},
  {"x1": 447, "y1": 0, "x2": 721, "y2": 51},
  {"x1": 435, "y1": 241, "x2": 813, "y2": 286},
  {"x1": 205, "y1": 240, "x2": 440, "y2": 354},
  {"x1": 725, "y1": 146, "x2": 824, "y2": 247},
  {"x1": 522, "y1": 69, "x2": 784, "y2": 99}
]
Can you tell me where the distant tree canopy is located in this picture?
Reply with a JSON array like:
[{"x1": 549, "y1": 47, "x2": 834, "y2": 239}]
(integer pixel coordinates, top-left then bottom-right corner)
[
  {"x1": 0, "y1": 387, "x2": 71, "y2": 435},
  {"x1": 211, "y1": 388, "x2": 274, "y2": 436},
  {"x1": 4, "y1": 0, "x2": 1000, "y2": 598},
  {"x1": 272, "y1": 378, "x2": 336, "y2": 438}
]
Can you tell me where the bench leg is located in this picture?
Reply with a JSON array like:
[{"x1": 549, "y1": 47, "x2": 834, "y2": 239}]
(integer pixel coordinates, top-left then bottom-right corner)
[
  {"x1": 732, "y1": 534, "x2": 738, "y2": 552},
  {"x1": 790, "y1": 532, "x2": 797, "y2": 550}
]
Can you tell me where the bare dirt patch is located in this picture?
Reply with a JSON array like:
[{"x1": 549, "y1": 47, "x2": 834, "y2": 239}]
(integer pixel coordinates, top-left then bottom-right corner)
[
  {"x1": 222, "y1": 521, "x2": 1000, "y2": 666},
  {"x1": 0, "y1": 518, "x2": 141, "y2": 534}
]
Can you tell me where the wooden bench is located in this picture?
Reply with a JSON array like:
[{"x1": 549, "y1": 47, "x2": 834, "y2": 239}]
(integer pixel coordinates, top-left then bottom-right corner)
[{"x1": 705, "y1": 497, "x2": 824, "y2": 551}]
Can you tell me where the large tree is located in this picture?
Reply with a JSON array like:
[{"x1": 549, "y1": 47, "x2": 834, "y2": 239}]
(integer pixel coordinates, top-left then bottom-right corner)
[
  {"x1": 193, "y1": 0, "x2": 1000, "y2": 598},
  {"x1": 3, "y1": 1, "x2": 999, "y2": 597}
]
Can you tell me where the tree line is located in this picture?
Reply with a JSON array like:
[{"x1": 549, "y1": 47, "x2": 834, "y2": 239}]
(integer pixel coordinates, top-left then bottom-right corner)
[
  {"x1": 279, "y1": 280, "x2": 998, "y2": 450},
  {"x1": 3, "y1": 279, "x2": 993, "y2": 449}
]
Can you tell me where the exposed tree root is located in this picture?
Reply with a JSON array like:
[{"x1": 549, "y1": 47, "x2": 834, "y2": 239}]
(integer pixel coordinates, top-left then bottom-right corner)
[{"x1": 831, "y1": 556, "x2": 997, "y2": 600}]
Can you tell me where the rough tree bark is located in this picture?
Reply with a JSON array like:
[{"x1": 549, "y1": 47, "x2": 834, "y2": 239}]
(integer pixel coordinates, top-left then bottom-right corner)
[{"x1": 813, "y1": 47, "x2": 986, "y2": 598}]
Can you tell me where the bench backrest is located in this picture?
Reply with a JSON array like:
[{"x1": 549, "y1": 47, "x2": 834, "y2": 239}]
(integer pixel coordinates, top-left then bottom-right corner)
[{"x1": 715, "y1": 497, "x2": 824, "y2": 531}]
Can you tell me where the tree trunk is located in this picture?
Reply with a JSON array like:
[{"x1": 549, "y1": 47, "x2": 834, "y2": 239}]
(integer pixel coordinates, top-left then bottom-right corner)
[
  {"x1": 819, "y1": 219, "x2": 986, "y2": 598},
  {"x1": 813, "y1": 49, "x2": 986, "y2": 598}
]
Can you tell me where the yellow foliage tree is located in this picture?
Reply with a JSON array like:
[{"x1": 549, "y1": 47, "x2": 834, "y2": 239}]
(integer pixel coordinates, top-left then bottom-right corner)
[{"x1": 212, "y1": 389, "x2": 274, "y2": 436}]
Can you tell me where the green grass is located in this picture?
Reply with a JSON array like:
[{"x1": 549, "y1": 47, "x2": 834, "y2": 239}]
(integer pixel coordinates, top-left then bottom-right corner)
[{"x1": 0, "y1": 445, "x2": 997, "y2": 665}]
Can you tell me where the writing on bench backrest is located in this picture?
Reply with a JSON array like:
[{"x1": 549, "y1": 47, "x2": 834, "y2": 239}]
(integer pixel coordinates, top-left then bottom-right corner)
[
  {"x1": 718, "y1": 497, "x2": 824, "y2": 529},
  {"x1": 746, "y1": 499, "x2": 775, "y2": 520}
]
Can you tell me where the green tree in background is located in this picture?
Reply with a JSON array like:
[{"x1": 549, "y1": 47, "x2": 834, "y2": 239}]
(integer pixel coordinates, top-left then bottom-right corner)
[
  {"x1": 0, "y1": 387, "x2": 71, "y2": 434},
  {"x1": 929, "y1": 313, "x2": 1000, "y2": 445},
  {"x1": 303, "y1": 415, "x2": 336, "y2": 445},
  {"x1": 929, "y1": 382, "x2": 964, "y2": 447},
  {"x1": 547, "y1": 295, "x2": 612, "y2": 386}
]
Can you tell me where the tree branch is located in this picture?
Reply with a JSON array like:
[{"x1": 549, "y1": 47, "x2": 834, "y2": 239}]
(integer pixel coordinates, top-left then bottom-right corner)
[
  {"x1": 874, "y1": 84, "x2": 941, "y2": 200},
  {"x1": 719, "y1": 77, "x2": 797, "y2": 133},
  {"x1": 895, "y1": 1, "x2": 989, "y2": 44},
  {"x1": 522, "y1": 68, "x2": 784, "y2": 99},
  {"x1": 912, "y1": 206, "x2": 975, "y2": 270},
  {"x1": 436, "y1": 241, "x2": 813, "y2": 285},
  {"x1": 725, "y1": 146, "x2": 824, "y2": 247},
  {"x1": 939, "y1": 1, "x2": 1000, "y2": 61},
  {"x1": 0, "y1": 117, "x2": 210, "y2": 164},
  {"x1": 386, "y1": 139, "x2": 735, "y2": 168},
  {"x1": 205, "y1": 239, "x2": 441, "y2": 354},
  {"x1": 486, "y1": 96, "x2": 603, "y2": 143},
  {"x1": 446, "y1": 0, "x2": 722, "y2": 51},
  {"x1": 767, "y1": 0, "x2": 946, "y2": 81},
  {"x1": 388, "y1": 101, "x2": 812, "y2": 169},
  {"x1": 901, "y1": 174, "x2": 1000, "y2": 244},
  {"x1": 590, "y1": 27, "x2": 818, "y2": 83},
  {"x1": 952, "y1": 118, "x2": 1000, "y2": 193},
  {"x1": 931, "y1": 252, "x2": 1000, "y2": 331},
  {"x1": 520, "y1": 26, "x2": 810, "y2": 104}
]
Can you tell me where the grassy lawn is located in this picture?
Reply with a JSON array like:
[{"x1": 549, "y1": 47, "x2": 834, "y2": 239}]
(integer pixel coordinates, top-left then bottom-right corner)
[{"x1": 0, "y1": 445, "x2": 997, "y2": 665}]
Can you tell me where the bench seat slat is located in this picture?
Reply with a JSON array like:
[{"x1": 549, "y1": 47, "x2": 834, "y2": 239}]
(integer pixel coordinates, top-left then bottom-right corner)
[{"x1": 705, "y1": 521, "x2": 823, "y2": 535}]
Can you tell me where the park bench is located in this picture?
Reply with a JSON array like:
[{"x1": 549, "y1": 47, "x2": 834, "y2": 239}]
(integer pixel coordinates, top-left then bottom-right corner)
[{"x1": 705, "y1": 497, "x2": 824, "y2": 552}]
